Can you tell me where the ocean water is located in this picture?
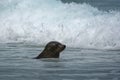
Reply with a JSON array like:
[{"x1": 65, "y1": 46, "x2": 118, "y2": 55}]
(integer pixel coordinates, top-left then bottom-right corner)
[{"x1": 0, "y1": 0, "x2": 120, "y2": 80}]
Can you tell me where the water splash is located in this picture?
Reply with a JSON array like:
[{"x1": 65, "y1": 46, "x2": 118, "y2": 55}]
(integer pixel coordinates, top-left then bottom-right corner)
[{"x1": 0, "y1": 0, "x2": 120, "y2": 49}]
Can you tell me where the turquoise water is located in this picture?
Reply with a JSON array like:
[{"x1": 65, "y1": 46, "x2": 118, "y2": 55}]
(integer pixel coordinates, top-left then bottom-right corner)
[
  {"x1": 0, "y1": 43, "x2": 120, "y2": 80},
  {"x1": 0, "y1": 0, "x2": 120, "y2": 80}
]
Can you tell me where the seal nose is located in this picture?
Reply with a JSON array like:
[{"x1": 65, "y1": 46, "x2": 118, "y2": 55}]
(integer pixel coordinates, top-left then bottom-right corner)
[
  {"x1": 63, "y1": 45, "x2": 66, "y2": 49},
  {"x1": 58, "y1": 44, "x2": 66, "y2": 49}
]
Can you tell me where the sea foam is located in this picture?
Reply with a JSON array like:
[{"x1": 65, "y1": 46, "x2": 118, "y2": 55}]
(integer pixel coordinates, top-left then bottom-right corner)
[{"x1": 0, "y1": 0, "x2": 120, "y2": 49}]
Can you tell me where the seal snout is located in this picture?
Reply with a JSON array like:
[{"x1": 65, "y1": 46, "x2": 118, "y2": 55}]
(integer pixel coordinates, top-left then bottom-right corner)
[
  {"x1": 63, "y1": 45, "x2": 66, "y2": 49},
  {"x1": 60, "y1": 44, "x2": 66, "y2": 50},
  {"x1": 57, "y1": 43, "x2": 66, "y2": 52}
]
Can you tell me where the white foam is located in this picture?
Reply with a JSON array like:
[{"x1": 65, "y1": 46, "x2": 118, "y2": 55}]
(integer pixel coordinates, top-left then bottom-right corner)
[{"x1": 0, "y1": 0, "x2": 120, "y2": 49}]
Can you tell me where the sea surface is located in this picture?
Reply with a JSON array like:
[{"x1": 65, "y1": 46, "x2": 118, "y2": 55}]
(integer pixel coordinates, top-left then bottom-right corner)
[
  {"x1": 0, "y1": 0, "x2": 120, "y2": 80},
  {"x1": 0, "y1": 43, "x2": 120, "y2": 80}
]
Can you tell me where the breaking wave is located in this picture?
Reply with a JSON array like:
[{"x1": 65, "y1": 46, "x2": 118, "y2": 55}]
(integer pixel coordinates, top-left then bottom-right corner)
[{"x1": 0, "y1": 0, "x2": 120, "y2": 49}]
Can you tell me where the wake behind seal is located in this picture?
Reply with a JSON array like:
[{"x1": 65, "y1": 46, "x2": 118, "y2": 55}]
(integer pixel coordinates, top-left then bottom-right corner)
[{"x1": 34, "y1": 41, "x2": 66, "y2": 59}]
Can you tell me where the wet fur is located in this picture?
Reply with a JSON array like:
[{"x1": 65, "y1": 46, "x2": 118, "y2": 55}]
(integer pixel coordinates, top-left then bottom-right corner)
[{"x1": 35, "y1": 41, "x2": 66, "y2": 59}]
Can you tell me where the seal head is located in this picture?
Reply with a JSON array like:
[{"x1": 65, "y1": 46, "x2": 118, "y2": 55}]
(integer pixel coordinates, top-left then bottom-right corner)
[{"x1": 35, "y1": 41, "x2": 66, "y2": 59}]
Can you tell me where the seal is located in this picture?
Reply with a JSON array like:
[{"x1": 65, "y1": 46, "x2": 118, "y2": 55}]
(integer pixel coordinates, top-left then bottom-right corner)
[{"x1": 35, "y1": 41, "x2": 66, "y2": 59}]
